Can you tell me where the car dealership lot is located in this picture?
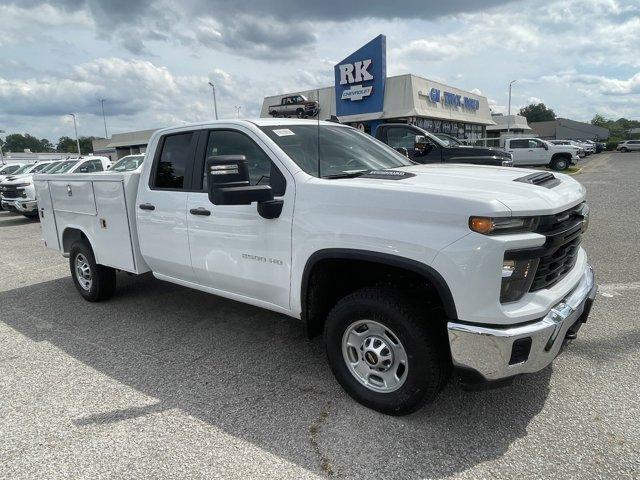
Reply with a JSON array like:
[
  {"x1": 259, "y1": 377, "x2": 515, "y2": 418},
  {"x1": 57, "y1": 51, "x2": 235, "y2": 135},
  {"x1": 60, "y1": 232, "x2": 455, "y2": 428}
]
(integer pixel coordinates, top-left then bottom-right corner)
[{"x1": 0, "y1": 153, "x2": 638, "y2": 479}]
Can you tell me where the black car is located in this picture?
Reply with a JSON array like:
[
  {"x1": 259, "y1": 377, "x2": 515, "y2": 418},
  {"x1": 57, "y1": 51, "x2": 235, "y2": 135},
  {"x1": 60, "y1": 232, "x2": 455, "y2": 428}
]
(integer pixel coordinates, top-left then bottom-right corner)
[{"x1": 374, "y1": 123, "x2": 513, "y2": 166}]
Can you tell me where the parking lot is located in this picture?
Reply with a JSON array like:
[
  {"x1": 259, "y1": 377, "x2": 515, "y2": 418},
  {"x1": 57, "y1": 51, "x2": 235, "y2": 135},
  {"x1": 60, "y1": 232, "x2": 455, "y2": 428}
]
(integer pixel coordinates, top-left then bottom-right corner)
[{"x1": 0, "y1": 152, "x2": 638, "y2": 479}]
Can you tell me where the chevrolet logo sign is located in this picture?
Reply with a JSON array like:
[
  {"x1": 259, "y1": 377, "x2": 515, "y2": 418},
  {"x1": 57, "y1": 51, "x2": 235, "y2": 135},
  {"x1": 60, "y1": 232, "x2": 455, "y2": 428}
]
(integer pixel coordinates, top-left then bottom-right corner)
[{"x1": 341, "y1": 84, "x2": 373, "y2": 101}]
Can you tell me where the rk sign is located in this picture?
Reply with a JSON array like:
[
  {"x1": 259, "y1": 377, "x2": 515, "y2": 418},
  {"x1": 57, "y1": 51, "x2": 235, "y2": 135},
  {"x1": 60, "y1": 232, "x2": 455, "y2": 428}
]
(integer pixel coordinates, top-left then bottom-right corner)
[{"x1": 334, "y1": 35, "x2": 386, "y2": 117}]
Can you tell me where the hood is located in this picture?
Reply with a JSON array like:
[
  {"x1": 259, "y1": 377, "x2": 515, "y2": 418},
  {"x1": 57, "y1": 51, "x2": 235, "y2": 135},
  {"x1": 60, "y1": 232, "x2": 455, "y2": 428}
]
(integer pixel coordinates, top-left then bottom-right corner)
[
  {"x1": 332, "y1": 164, "x2": 585, "y2": 216},
  {"x1": 2, "y1": 174, "x2": 34, "y2": 185}
]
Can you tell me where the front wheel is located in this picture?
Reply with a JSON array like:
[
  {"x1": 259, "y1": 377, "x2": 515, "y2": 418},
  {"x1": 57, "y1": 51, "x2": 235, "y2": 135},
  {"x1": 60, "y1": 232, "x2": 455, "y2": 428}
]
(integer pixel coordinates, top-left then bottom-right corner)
[
  {"x1": 324, "y1": 288, "x2": 450, "y2": 415},
  {"x1": 551, "y1": 156, "x2": 569, "y2": 171},
  {"x1": 69, "y1": 241, "x2": 116, "y2": 302},
  {"x1": 620, "y1": 147, "x2": 629, "y2": 152}
]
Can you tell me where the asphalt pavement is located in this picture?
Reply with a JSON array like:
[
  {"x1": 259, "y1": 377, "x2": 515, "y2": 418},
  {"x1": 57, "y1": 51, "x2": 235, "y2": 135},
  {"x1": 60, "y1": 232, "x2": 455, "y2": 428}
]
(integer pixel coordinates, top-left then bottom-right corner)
[{"x1": 0, "y1": 151, "x2": 638, "y2": 479}]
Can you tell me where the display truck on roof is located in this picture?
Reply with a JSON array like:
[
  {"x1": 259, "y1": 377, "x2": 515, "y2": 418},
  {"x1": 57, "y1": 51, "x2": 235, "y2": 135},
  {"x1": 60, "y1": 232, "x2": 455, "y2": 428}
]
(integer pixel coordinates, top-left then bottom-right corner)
[{"x1": 34, "y1": 119, "x2": 596, "y2": 415}]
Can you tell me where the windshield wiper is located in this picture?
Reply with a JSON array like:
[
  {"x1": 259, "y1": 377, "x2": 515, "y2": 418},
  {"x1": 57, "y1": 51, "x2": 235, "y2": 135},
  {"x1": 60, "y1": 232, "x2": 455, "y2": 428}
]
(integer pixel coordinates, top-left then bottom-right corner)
[{"x1": 322, "y1": 170, "x2": 370, "y2": 179}]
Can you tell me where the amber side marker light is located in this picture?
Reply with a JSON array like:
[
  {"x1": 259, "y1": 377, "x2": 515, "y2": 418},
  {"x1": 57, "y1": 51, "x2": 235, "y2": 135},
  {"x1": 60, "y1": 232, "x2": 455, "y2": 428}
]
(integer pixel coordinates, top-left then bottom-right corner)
[{"x1": 469, "y1": 216, "x2": 494, "y2": 234}]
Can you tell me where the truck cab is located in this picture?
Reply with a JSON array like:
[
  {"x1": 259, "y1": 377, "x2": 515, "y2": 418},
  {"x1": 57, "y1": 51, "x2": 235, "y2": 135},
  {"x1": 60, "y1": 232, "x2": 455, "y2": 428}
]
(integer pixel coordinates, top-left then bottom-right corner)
[{"x1": 374, "y1": 123, "x2": 513, "y2": 167}]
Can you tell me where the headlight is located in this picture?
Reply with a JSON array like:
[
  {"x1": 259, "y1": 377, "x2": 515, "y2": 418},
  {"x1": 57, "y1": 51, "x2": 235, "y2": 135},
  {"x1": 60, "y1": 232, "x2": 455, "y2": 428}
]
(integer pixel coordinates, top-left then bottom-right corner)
[
  {"x1": 469, "y1": 216, "x2": 539, "y2": 235},
  {"x1": 500, "y1": 258, "x2": 539, "y2": 302}
]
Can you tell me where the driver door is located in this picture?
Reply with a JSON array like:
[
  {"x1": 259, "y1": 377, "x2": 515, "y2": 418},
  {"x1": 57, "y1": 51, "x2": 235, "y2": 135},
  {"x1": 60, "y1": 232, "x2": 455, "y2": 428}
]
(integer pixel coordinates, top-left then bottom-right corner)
[{"x1": 186, "y1": 127, "x2": 294, "y2": 309}]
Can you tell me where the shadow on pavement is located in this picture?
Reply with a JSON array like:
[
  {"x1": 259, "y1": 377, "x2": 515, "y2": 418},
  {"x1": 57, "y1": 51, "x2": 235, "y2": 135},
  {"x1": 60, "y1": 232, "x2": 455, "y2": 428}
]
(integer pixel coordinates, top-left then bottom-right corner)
[
  {"x1": 0, "y1": 213, "x2": 39, "y2": 227},
  {"x1": 0, "y1": 274, "x2": 553, "y2": 479}
]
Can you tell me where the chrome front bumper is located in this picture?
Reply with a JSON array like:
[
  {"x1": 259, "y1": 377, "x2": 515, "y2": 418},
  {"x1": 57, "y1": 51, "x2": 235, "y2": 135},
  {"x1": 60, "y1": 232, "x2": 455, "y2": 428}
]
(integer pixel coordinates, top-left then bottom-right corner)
[
  {"x1": 447, "y1": 265, "x2": 596, "y2": 382},
  {"x1": 0, "y1": 198, "x2": 38, "y2": 213}
]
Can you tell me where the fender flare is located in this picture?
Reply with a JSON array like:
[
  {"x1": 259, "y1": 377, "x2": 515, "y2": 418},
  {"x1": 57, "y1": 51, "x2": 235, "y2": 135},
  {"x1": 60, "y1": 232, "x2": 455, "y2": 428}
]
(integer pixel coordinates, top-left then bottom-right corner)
[
  {"x1": 300, "y1": 248, "x2": 458, "y2": 320},
  {"x1": 61, "y1": 225, "x2": 95, "y2": 255}
]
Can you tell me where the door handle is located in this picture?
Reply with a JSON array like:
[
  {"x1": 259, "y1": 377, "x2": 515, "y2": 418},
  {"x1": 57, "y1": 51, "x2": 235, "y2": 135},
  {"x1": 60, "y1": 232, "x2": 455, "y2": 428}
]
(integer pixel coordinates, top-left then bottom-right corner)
[
  {"x1": 190, "y1": 207, "x2": 211, "y2": 216},
  {"x1": 139, "y1": 203, "x2": 155, "y2": 211}
]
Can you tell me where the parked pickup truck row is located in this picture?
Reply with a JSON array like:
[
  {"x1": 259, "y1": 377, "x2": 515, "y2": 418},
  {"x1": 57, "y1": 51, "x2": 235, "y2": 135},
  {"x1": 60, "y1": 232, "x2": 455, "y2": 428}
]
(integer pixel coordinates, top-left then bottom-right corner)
[
  {"x1": 34, "y1": 119, "x2": 596, "y2": 415},
  {"x1": 1, "y1": 157, "x2": 111, "y2": 217}
]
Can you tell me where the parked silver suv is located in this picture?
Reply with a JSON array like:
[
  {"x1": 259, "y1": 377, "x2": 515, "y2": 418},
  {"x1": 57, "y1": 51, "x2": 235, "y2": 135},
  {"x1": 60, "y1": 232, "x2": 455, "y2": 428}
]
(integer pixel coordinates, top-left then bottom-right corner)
[{"x1": 617, "y1": 140, "x2": 640, "y2": 152}]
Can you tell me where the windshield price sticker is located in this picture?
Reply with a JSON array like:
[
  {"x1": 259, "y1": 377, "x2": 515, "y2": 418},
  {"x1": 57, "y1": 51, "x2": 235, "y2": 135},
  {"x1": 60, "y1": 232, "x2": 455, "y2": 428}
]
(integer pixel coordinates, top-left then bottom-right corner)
[{"x1": 273, "y1": 129, "x2": 296, "y2": 137}]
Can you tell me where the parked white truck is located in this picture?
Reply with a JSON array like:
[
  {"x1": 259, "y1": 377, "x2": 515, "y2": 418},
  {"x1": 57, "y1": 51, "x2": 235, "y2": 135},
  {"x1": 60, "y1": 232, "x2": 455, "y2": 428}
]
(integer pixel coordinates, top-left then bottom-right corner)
[
  {"x1": 504, "y1": 137, "x2": 580, "y2": 170},
  {"x1": 34, "y1": 119, "x2": 596, "y2": 415}
]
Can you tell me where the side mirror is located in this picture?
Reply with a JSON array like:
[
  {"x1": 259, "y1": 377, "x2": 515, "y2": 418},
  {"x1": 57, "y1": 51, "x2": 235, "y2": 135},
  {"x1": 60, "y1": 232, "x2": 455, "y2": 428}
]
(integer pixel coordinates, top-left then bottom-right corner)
[
  {"x1": 395, "y1": 147, "x2": 409, "y2": 157},
  {"x1": 206, "y1": 155, "x2": 274, "y2": 206},
  {"x1": 414, "y1": 135, "x2": 428, "y2": 149},
  {"x1": 543, "y1": 144, "x2": 549, "y2": 150}
]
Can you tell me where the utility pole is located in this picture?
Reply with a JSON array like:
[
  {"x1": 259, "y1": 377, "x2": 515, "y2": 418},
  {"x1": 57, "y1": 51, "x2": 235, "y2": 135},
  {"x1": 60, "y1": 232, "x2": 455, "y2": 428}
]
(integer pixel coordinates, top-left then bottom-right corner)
[
  {"x1": 507, "y1": 79, "x2": 517, "y2": 134},
  {"x1": 208, "y1": 82, "x2": 219, "y2": 120},
  {"x1": 235, "y1": 105, "x2": 241, "y2": 118},
  {"x1": 0, "y1": 129, "x2": 5, "y2": 165},
  {"x1": 68, "y1": 113, "x2": 81, "y2": 156},
  {"x1": 100, "y1": 99, "x2": 108, "y2": 138}
]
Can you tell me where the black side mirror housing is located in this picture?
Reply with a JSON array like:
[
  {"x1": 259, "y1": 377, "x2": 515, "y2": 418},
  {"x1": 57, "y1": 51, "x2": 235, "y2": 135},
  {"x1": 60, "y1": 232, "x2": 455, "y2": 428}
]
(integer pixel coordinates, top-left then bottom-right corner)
[
  {"x1": 395, "y1": 147, "x2": 409, "y2": 157},
  {"x1": 206, "y1": 155, "x2": 274, "y2": 206}
]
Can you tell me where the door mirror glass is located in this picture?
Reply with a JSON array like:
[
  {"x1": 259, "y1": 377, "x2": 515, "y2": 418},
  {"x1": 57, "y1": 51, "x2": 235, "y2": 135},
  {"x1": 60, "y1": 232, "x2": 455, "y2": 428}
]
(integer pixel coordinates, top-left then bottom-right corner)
[
  {"x1": 414, "y1": 135, "x2": 428, "y2": 149},
  {"x1": 206, "y1": 155, "x2": 274, "y2": 205}
]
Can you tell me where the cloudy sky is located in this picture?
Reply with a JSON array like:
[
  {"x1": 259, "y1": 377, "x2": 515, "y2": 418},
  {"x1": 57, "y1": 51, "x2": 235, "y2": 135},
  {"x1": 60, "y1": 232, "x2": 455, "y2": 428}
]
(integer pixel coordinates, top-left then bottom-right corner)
[{"x1": 0, "y1": 0, "x2": 639, "y2": 141}]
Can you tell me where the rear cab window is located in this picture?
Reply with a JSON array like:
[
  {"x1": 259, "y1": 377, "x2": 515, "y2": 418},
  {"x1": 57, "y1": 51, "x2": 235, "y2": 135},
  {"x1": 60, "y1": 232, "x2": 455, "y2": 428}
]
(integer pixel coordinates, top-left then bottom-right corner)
[{"x1": 151, "y1": 132, "x2": 196, "y2": 190}]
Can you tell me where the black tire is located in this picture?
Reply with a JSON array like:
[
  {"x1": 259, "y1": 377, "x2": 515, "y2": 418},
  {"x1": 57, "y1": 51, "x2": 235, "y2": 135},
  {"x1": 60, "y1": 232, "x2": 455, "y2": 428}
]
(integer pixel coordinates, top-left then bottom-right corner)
[
  {"x1": 620, "y1": 147, "x2": 628, "y2": 152},
  {"x1": 69, "y1": 240, "x2": 116, "y2": 302},
  {"x1": 324, "y1": 287, "x2": 450, "y2": 415},
  {"x1": 550, "y1": 156, "x2": 569, "y2": 171},
  {"x1": 296, "y1": 108, "x2": 305, "y2": 118}
]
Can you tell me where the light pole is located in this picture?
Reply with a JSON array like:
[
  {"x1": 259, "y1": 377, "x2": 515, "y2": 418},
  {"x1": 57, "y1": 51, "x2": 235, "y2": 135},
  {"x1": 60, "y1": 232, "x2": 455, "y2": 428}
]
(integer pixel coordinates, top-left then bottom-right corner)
[
  {"x1": 99, "y1": 99, "x2": 108, "y2": 138},
  {"x1": 507, "y1": 79, "x2": 518, "y2": 134},
  {"x1": 208, "y1": 82, "x2": 219, "y2": 120},
  {"x1": 68, "y1": 113, "x2": 81, "y2": 156},
  {"x1": 0, "y1": 129, "x2": 5, "y2": 165},
  {"x1": 235, "y1": 105, "x2": 241, "y2": 118}
]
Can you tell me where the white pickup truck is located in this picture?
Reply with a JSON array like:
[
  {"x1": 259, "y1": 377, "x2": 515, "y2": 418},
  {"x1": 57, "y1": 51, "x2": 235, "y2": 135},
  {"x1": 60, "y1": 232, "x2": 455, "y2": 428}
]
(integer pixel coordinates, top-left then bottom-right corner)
[
  {"x1": 504, "y1": 137, "x2": 580, "y2": 170},
  {"x1": 34, "y1": 119, "x2": 596, "y2": 415}
]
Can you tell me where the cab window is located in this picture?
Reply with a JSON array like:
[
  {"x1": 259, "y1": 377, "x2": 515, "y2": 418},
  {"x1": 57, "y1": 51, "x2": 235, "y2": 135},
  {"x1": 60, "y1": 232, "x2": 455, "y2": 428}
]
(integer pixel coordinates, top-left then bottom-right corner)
[
  {"x1": 152, "y1": 132, "x2": 195, "y2": 190},
  {"x1": 203, "y1": 130, "x2": 285, "y2": 196},
  {"x1": 386, "y1": 127, "x2": 420, "y2": 150},
  {"x1": 509, "y1": 139, "x2": 529, "y2": 148}
]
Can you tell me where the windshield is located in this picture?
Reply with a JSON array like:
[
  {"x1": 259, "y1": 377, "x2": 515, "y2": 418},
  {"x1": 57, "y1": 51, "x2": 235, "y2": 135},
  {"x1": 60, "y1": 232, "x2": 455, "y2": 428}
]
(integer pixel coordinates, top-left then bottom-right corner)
[
  {"x1": 259, "y1": 125, "x2": 412, "y2": 178},
  {"x1": 10, "y1": 164, "x2": 31, "y2": 175},
  {"x1": 26, "y1": 163, "x2": 52, "y2": 174},
  {"x1": 434, "y1": 133, "x2": 462, "y2": 146},
  {"x1": 111, "y1": 155, "x2": 144, "y2": 172},
  {"x1": 39, "y1": 162, "x2": 63, "y2": 173},
  {"x1": 0, "y1": 165, "x2": 21, "y2": 174},
  {"x1": 50, "y1": 160, "x2": 79, "y2": 174}
]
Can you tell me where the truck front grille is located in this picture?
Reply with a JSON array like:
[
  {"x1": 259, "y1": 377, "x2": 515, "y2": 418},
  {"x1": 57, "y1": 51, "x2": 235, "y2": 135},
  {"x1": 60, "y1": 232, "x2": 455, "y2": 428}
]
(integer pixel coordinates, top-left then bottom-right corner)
[
  {"x1": 530, "y1": 235, "x2": 581, "y2": 291},
  {"x1": 529, "y1": 203, "x2": 586, "y2": 292},
  {"x1": 1, "y1": 186, "x2": 22, "y2": 199}
]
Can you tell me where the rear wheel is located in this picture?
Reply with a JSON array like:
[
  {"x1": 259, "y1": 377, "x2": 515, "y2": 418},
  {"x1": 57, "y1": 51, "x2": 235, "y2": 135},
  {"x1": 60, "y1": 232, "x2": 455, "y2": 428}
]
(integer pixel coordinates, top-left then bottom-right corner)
[
  {"x1": 550, "y1": 156, "x2": 569, "y2": 171},
  {"x1": 324, "y1": 287, "x2": 450, "y2": 415},
  {"x1": 69, "y1": 240, "x2": 116, "y2": 302}
]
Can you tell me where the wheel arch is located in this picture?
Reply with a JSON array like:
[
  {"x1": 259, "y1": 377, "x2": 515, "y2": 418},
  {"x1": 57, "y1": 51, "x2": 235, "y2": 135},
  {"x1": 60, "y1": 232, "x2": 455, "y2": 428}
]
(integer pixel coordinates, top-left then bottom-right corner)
[
  {"x1": 300, "y1": 249, "x2": 458, "y2": 337},
  {"x1": 61, "y1": 226, "x2": 94, "y2": 256}
]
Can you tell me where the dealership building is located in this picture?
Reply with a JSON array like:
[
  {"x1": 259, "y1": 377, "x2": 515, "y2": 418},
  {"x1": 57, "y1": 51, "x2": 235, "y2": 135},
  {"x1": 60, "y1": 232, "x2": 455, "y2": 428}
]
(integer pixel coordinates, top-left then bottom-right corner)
[{"x1": 261, "y1": 35, "x2": 494, "y2": 139}]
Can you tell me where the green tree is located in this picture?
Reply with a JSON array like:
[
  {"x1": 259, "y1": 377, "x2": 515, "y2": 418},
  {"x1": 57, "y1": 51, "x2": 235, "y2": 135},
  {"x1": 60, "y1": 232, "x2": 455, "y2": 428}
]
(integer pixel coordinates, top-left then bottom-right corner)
[
  {"x1": 56, "y1": 135, "x2": 98, "y2": 155},
  {"x1": 519, "y1": 103, "x2": 556, "y2": 123},
  {"x1": 3, "y1": 133, "x2": 53, "y2": 153}
]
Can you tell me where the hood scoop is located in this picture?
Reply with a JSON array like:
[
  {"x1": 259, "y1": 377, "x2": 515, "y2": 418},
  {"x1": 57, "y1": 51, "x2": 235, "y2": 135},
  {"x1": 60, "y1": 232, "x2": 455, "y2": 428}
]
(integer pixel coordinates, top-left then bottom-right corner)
[
  {"x1": 513, "y1": 172, "x2": 560, "y2": 189},
  {"x1": 360, "y1": 170, "x2": 416, "y2": 180}
]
